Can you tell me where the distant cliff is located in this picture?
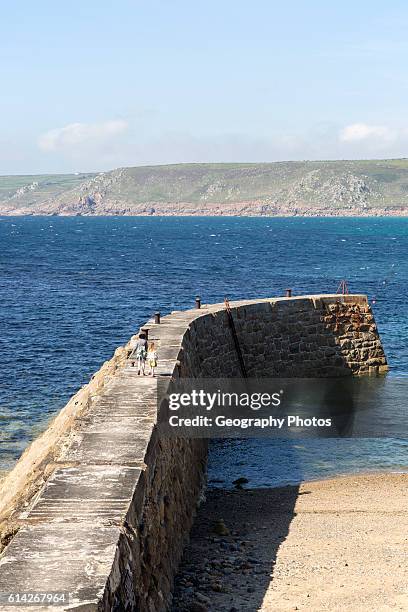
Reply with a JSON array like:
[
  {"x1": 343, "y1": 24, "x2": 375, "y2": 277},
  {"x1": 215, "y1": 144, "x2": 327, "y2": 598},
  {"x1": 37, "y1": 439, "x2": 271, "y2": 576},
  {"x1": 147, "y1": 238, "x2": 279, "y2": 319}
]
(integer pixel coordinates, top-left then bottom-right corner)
[{"x1": 1, "y1": 160, "x2": 408, "y2": 216}]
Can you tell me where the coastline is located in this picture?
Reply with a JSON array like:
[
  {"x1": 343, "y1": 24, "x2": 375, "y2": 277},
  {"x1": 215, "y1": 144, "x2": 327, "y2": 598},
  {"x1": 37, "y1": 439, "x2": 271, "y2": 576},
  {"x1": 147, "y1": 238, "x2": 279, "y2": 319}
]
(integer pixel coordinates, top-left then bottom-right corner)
[
  {"x1": 2, "y1": 159, "x2": 408, "y2": 218},
  {"x1": 172, "y1": 472, "x2": 408, "y2": 611},
  {"x1": 1, "y1": 210, "x2": 408, "y2": 217}
]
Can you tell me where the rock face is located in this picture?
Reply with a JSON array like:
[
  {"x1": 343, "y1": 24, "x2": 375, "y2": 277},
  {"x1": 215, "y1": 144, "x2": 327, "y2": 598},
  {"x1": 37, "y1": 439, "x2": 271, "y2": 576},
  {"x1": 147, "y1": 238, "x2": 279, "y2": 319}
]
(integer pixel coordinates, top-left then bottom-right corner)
[
  {"x1": 0, "y1": 294, "x2": 387, "y2": 611},
  {"x1": 281, "y1": 170, "x2": 376, "y2": 211},
  {"x1": 1, "y1": 161, "x2": 408, "y2": 216},
  {"x1": 10, "y1": 181, "x2": 39, "y2": 199}
]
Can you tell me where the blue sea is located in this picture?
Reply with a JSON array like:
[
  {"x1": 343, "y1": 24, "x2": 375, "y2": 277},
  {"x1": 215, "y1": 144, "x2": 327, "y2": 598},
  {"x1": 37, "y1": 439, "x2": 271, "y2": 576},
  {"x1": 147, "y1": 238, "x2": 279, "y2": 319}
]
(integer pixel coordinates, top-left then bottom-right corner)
[{"x1": 0, "y1": 216, "x2": 407, "y2": 486}]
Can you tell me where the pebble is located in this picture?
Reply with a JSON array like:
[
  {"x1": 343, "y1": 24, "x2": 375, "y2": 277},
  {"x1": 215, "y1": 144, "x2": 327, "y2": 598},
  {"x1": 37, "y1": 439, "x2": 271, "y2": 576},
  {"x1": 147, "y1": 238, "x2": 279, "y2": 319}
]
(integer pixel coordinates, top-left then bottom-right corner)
[
  {"x1": 213, "y1": 519, "x2": 230, "y2": 536},
  {"x1": 196, "y1": 592, "x2": 211, "y2": 605},
  {"x1": 189, "y1": 603, "x2": 208, "y2": 612},
  {"x1": 233, "y1": 477, "x2": 249, "y2": 486},
  {"x1": 240, "y1": 562, "x2": 253, "y2": 570}
]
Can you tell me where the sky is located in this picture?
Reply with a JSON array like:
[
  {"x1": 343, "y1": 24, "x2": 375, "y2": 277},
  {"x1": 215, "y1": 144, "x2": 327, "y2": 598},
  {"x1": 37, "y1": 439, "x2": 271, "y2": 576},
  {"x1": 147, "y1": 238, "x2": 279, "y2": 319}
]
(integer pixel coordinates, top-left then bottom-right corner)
[{"x1": 1, "y1": 0, "x2": 408, "y2": 174}]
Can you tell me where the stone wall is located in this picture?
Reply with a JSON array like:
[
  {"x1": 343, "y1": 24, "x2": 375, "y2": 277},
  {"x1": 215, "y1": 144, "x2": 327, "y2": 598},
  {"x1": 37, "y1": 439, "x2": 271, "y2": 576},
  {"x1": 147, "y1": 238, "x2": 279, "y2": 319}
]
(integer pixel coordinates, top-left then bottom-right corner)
[
  {"x1": 179, "y1": 295, "x2": 387, "y2": 378},
  {"x1": 0, "y1": 295, "x2": 387, "y2": 611}
]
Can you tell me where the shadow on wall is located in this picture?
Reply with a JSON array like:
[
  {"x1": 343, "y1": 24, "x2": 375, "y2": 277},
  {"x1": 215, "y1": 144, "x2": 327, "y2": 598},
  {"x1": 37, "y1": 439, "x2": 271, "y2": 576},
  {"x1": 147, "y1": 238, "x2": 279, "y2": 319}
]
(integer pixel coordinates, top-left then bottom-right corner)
[{"x1": 181, "y1": 298, "x2": 387, "y2": 380}]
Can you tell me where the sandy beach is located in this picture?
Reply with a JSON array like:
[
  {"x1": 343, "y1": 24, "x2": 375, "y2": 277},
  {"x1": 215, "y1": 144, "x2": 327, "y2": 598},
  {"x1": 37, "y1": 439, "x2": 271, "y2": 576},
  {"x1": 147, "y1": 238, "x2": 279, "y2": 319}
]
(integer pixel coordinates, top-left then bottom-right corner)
[{"x1": 172, "y1": 473, "x2": 408, "y2": 612}]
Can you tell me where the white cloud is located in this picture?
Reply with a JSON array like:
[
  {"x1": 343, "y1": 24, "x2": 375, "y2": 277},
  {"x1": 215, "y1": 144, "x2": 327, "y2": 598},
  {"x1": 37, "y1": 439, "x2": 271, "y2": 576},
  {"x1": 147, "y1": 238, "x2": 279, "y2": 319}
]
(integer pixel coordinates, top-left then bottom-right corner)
[
  {"x1": 339, "y1": 123, "x2": 395, "y2": 143},
  {"x1": 38, "y1": 120, "x2": 128, "y2": 152},
  {"x1": 26, "y1": 121, "x2": 408, "y2": 174}
]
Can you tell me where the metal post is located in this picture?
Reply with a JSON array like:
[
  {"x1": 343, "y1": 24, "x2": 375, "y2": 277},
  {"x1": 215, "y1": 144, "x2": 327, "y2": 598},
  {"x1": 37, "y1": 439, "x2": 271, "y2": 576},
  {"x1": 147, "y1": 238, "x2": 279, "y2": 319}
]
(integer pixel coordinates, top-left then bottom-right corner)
[
  {"x1": 285, "y1": 288, "x2": 292, "y2": 297},
  {"x1": 337, "y1": 279, "x2": 349, "y2": 295},
  {"x1": 195, "y1": 296, "x2": 201, "y2": 309},
  {"x1": 154, "y1": 312, "x2": 161, "y2": 324},
  {"x1": 141, "y1": 327, "x2": 149, "y2": 341}
]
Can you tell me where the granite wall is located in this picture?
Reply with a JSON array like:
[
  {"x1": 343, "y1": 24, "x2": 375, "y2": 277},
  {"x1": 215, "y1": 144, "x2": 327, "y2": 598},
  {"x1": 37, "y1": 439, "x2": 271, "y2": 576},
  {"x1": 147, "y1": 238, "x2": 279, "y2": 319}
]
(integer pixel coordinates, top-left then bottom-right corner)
[{"x1": 179, "y1": 295, "x2": 387, "y2": 378}]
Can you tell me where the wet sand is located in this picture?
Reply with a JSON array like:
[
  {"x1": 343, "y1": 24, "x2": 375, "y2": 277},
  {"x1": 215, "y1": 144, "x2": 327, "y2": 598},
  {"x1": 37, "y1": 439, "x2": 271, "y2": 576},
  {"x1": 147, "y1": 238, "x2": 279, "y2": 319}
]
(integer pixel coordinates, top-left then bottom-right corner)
[{"x1": 172, "y1": 473, "x2": 408, "y2": 612}]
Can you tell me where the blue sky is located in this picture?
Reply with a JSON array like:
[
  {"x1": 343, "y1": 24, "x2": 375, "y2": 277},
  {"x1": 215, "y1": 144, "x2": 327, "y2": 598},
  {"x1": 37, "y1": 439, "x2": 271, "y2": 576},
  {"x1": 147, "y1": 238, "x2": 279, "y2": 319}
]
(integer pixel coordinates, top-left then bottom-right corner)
[{"x1": 1, "y1": 0, "x2": 408, "y2": 173}]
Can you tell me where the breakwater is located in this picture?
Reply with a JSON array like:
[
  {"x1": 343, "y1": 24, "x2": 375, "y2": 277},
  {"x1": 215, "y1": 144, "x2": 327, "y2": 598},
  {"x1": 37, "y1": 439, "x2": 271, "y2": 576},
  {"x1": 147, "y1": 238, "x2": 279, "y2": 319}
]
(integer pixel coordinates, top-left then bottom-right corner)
[{"x1": 0, "y1": 294, "x2": 387, "y2": 611}]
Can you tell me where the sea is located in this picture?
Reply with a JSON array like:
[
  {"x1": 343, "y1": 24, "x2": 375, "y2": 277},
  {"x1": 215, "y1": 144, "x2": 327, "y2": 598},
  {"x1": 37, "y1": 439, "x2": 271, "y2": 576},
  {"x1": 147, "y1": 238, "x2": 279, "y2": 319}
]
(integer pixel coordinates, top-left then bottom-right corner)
[{"x1": 0, "y1": 216, "x2": 407, "y2": 487}]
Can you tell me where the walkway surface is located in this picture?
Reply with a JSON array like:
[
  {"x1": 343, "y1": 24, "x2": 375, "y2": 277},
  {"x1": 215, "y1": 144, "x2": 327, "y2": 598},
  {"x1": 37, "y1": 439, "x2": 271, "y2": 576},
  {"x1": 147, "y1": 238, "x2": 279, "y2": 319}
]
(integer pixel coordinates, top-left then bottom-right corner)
[{"x1": 172, "y1": 473, "x2": 408, "y2": 612}]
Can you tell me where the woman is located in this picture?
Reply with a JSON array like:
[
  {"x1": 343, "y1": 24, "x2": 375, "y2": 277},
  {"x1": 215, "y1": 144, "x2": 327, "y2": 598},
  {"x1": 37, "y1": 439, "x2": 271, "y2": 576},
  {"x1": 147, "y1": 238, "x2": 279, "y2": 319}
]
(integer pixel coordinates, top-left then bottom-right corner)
[{"x1": 133, "y1": 334, "x2": 147, "y2": 375}]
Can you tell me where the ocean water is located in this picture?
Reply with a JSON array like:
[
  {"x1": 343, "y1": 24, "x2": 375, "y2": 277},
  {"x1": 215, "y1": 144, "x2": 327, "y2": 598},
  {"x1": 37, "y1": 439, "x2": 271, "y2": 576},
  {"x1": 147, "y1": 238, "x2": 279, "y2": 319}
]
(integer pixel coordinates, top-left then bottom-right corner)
[{"x1": 0, "y1": 216, "x2": 407, "y2": 485}]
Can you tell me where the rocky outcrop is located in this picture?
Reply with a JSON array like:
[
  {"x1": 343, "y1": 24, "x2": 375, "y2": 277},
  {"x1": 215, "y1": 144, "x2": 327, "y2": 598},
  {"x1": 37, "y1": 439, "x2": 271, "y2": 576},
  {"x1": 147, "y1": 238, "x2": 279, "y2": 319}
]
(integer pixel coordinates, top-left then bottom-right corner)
[
  {"x1": 10, "y1": 181, "x2": 39, "y2": 199},
  {"x1": 279, "y1": 170, "x2": 378, "y2": 210}
]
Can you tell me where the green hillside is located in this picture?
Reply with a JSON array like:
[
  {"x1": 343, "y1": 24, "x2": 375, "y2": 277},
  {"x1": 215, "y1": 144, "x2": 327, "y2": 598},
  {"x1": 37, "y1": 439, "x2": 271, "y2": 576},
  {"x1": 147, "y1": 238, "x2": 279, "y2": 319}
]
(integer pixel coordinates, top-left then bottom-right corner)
[{"x1": 1, "y1": 160, "x2": 408, "y2": 215}]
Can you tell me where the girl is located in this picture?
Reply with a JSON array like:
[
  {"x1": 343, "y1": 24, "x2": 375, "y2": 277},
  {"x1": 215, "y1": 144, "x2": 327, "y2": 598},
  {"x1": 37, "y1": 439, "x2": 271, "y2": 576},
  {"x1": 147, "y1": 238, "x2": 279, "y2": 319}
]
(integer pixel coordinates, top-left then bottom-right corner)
[{"x1": 147, "y1": 342, "x2": 158, "y2": 377}]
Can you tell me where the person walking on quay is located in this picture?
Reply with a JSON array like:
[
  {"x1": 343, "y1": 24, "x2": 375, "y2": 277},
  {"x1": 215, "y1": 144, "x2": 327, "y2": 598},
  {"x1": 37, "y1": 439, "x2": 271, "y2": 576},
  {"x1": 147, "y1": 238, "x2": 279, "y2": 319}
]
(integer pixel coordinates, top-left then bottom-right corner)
[
  {"x1": 133, "y1": 334, "x2": 147, "y2": 375},
  {"x1": 147, "y1": 342, "x2": 158, "y2": 377}
]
